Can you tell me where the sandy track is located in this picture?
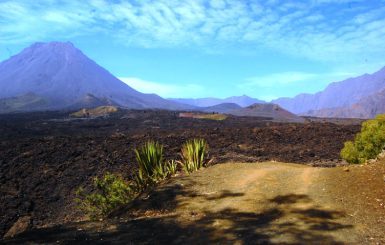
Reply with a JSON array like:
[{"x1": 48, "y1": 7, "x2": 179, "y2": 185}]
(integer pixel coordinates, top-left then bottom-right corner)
[{"x1": 4, "y1": 162, "x2": 385, "y2": 244}]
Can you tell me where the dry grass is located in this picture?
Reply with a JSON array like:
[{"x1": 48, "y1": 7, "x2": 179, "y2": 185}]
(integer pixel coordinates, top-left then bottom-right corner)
[
  {"x1": 71, "y1": 106, "x2": 118, "y2": 118},
  {"x1": 179, "y1": 112, "x2": 227, "y2": 120}
]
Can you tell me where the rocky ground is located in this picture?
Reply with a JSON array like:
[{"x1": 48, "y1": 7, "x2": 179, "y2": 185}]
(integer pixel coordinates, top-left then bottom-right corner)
[
  {"x1": 4, "y1": 161, "x2": 385, "y2": 244},
  {"x1": 0, "y1": 109, "x2": 361, "y2": 238}
]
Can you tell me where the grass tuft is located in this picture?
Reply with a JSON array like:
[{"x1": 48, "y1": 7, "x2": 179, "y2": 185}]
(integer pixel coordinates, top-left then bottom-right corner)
[{"x1": 179, "y1": 139, "x2": 208, "y2": 174}]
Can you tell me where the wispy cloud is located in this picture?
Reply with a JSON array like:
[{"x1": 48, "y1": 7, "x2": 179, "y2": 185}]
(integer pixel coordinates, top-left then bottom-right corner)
[
  {"x1": 118, "y1": 77, "x2": 203, "y2": 98},
  {"x1": 1, "y1": 0, "x2": 385, "y2": 64},
  {"x1": 244, "y1": 72, "x2": 317, "y2": 88},
  {"x1": 238, "y1": 70, "x2": 357, "y2": 101}
]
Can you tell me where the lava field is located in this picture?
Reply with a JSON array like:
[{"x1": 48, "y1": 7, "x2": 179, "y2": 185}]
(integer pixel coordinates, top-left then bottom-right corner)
[{"x1": 0, "y1": 109, "x2": 361, "y2": 237}]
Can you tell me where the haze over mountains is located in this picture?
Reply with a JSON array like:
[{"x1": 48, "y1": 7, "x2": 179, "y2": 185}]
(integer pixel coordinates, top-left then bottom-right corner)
[
  {"x1": 170, "y1": 95, "x2": 265, "y2": 107},
  {"x1": 179, "y1": 67, "x2": 385, "y2": 119}
]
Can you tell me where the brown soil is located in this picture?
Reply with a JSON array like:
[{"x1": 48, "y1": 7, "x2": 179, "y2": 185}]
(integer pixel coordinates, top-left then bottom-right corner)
[
  {"x1": 0, "y1": 109, "x2": 361, "y2": 238},
  {"x1": 4, "y1": 161, "x2": 385, "y2": 244}
]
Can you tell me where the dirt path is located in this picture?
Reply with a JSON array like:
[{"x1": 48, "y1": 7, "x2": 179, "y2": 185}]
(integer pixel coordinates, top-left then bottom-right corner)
[
  {"x1": 164, "y1": 163, "x2": 357, "y2": 244},
  {"x1": 4, "y1": 162, "x2": 385, "y2": 244}
]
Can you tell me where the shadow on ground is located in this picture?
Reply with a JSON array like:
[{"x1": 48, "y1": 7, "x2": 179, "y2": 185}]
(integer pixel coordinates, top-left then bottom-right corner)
[{"x1": 4, "y1": 181, "x2": 353, "y2": 244}]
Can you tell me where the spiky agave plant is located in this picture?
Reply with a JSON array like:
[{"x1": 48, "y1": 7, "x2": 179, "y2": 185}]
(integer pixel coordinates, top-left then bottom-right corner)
[
  {"x1": 180, "y1": 139, "x2": 208, "y2": 174},
  {"x1": 135, "y1": 140, "x2": 168, "y2": 184}
]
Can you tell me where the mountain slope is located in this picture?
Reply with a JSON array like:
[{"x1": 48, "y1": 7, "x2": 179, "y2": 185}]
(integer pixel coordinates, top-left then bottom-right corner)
[
  {"x1": 0, "y1": 42, "x2": 189, "y2": 112},
  {"x1": 196, "y1": 102, "x2": 303, "y2": 122},
  {"x1": 170, "y1": 95, "x2": 265, "y2": 107},
  {"x1": 0, "y1": 93, "x2": 48, "y2": 113},
  {"x1": 201, "y1": 103, "x2": 242, "y2": 113},
  {"x1": 228, "y1": 103, "x2": 305, "y2": 122},
  {"x1": 272, "y1": 67, "x2": 385, "y2": 114},
  {"x1": 307, "y1": 89, "x2": 385, "y2": 119}
]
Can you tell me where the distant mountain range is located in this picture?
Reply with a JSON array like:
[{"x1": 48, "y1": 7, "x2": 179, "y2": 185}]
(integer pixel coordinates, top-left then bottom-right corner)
[
  {"x1": 0, "y1": 42, "x2": 190, "y2": 113},
  {"x1": 1, "y1": 41, "x2": 385, "y2": 119},
  {"x1": 174, "y1": 66, "x2": 385, "y2": 119},
  {"x1": 169, "y1": 95, "x2": 265, "y2": 107},
  {"x1": 272, "y1": 67, "x2": 385, "y2": 118}
]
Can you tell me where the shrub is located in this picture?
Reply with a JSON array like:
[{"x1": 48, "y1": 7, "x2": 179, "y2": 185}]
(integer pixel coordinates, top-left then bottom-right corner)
[
  {"x1": 179, "y1": 139, "x2": 208, "y2": 173},
  {"x1": 76, "y1": 172, "x2": 134, "y2": 219},
  {"x1": 341, "y1": 141, "x2": 360, "y2": 164},
  {"x1": 76, "y1": 141, "x2": 181, "y2": 218},
  {"x1": 341, "y1": 114, "x2": 385, "y2": 164}
]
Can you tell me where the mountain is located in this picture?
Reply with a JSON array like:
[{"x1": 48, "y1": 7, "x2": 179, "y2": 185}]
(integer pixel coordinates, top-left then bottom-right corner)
[
  {"x1": 272, "y1": 66, "x2": 385, "y2": 115},
  {"x1": 228, "y1": 103, "x2": 305, "y2": 122},
  {"x1": 201, "y1": 103, "x2": 242, "y2": 114},
  {"x1": 170, "y1": 95, "x2": 265, "y2": 107},
  {"x1": 307, "y1": 88, "x2": 385, "y2": 119},
  {"x1": 0, "y1": 41, "x2": 189, "y2": 113},
  {"x1": 198, "y1": 102, "x2": 303, "y2": 122},
  {"x1": 66, "y1": 93, "x2": 119, "y2": 110}
]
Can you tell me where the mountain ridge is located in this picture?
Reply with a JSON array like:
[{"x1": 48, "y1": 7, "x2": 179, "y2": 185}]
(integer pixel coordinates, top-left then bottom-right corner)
[
  {"x1": 306, "y1": 88, "x2": 385, "y2": 119},
  {"x1": 0, "y1": 41, "x2": 190, "y2": 113},
  {"x1": 170, "y1": 95, "x2": 265, "y2": 107},
  {"x1": 272, "y1": 66, "x2": 385, "y2": 116}
]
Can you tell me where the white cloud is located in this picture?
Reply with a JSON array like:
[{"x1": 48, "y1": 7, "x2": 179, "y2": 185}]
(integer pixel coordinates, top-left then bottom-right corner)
[
  {"x1": 118, "y1": 77, "x2": 203, "y2": 98},
  {"x1": 0, "y1": 0, "x2": 384, "y2": 64}
]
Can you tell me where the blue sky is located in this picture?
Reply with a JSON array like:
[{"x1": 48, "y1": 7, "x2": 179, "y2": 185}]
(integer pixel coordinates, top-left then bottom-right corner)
[{"x1": 1, "y1": 0, "x2": 385, "y2": 101}]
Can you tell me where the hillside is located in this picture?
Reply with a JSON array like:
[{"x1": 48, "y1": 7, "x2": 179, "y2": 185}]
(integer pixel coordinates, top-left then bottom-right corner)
[
  {"x1": 229, "y1": 103, "x2": 305, "y2": 122},
  {"x1": 201, "y1": 103, "x2": 242, "y2": 114},
  {"x1": 307, "y1": 89, "x2": 385, "y2": 118},
  {"x1": 0, "y1": 42, "x2": 189, "y2": 113},
  {"x1": 0, "y1": 93, "x2": 47, "y2": 113},
  {"x1": 273, "y1": 66, "x2": 385, "y2": 116}
]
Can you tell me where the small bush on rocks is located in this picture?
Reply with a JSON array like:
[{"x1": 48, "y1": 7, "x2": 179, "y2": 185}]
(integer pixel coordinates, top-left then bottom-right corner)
[
  {"x1": 341, "y1": 114, "x2": 385, "y2": 164},
  {"x1": 76, "y1": 173, "x2": 135, "y2": 219}
]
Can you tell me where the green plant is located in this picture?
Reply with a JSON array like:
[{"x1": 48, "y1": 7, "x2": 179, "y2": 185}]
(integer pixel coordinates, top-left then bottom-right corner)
[
  {"x1": 166, "y1": 160, "x2": 178, "y2": 176},
  {"x1": 341, "y1": 114, "x2": 385, "y2": 164},
  {"x1": 341, "y1": 141, "x2": 360, "y2": 164},
  {"x1": 76, "y1": 142, "x2": 181, "y2": 219},
  {"x1": 135, "y1": 141, "x2": 175, "y2": 185},
  {"x1": 76, "y1": 172, "x2": 134, "y2": 219},
  {"x1": 179, "y1": 139, "x2": 208, "y2": 173}
]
